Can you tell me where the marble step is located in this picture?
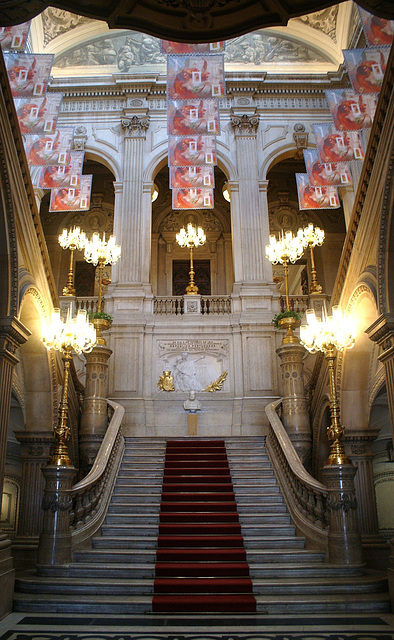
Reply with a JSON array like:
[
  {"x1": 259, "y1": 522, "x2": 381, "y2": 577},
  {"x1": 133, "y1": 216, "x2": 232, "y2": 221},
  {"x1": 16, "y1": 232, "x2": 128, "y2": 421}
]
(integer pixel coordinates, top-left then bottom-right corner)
[
  {"x1": 254, "y1": 592, "x2": 391, "y2": 614},
  {"x1": 13, "y1": 592, "x2": 152, "y2": 614},
  {"x1": 252, "y1": 573, "x2": 388, "y2": 595},
  {"x1": 15, "y1": 575, "x2": 154, "y2": 595},
  {"x1": 93, "y1": 536, "x2": 158, "y2": 549},
  {"x1": 74, "y1": 549, "x2": 156, "y2": 564},
  {"x1": 99, "y1": 524, "x2": 297, "y2": 540},
  {"x1": 246, "y1": 549, "x2": 325, "y2": 563}
]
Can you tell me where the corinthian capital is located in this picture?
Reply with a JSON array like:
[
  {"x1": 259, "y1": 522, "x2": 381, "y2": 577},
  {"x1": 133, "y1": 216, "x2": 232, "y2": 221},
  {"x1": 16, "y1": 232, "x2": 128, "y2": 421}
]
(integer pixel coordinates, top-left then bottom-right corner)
[
  {"x1": 230, "y1": 114, "x2": 259, "y2": 136},
  {"x1": 121, "y1": 115, "x2": 150, "y2": 138}
]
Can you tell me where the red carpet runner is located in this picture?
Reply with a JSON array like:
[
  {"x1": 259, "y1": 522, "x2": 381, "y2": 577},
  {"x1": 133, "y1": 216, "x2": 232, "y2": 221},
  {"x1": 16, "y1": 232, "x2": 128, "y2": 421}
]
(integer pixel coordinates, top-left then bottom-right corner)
[{"x1": 152, "y1": 439, "x2": 257, "y2": 613}]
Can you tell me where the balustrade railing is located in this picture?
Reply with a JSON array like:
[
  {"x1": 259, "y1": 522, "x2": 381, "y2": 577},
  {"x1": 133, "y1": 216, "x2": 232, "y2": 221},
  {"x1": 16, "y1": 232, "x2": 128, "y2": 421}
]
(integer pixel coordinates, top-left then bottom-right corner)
[
  {"x1": 265, "y1": 399, "x2": 329, "y2": 550},
  {"x1": 279, "y1": 295, "x2": 309, "y2": 314},
  {"x1": 153, "y1": 295, "x2": 232, "y2": 315},
  {"x1": 75, "y1": 296, "x2": 97, "y2": 315}
]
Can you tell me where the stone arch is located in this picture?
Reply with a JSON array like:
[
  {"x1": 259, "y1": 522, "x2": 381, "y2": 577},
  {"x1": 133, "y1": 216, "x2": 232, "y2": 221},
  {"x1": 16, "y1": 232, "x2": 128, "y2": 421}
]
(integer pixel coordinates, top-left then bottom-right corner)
[
  {"x1": 376, "y1": 139, "x2": 394, "y2": 315},
  {"x1": 18, "y1": 288, "x2": 55, "y2": 433},
  {"x1": 339, "y1": 283, "x2": 379, "y2": 431}
]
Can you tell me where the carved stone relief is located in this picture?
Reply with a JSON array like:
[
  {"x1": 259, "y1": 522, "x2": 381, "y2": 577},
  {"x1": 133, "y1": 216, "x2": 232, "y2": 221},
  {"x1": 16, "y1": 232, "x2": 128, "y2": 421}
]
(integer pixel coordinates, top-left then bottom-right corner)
[
  {"x1": 291, "y1": 6, "x2": 339, "y2": 43},
  {"x1": 157, "y1": 339, "x2": 229, "y2": 393},
  {"x1": 41, "y1": 8, "x2": 92, "y2": 47}
]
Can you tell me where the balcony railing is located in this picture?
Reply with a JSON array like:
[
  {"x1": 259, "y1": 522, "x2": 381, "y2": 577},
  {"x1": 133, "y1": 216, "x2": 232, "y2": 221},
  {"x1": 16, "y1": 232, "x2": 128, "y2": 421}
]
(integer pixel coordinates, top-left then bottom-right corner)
[{"x1": 154, "y1": 295, "x2": 232, "y2": 315}]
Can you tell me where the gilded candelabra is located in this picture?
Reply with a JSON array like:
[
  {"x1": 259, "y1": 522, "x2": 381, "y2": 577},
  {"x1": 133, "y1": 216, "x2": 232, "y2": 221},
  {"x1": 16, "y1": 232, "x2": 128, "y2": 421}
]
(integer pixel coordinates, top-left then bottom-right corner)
[
  {"x1": 42, "y1": 305, "x2": 96, "y2": 466},
  {"x1": 266, "y1": 230, "x2": 305, "y2": 343},
  {"x1": 84, "y1": 232, "x2": 121, "y2": 343},
  {"x1": 300, "y1": 305, "x2": 356, "y2": 465},
  {"x1": 298, "y1": 222, "x2": 325, "y2": 294},
  {"x1": 58, "y1": 226, "x2": 87, "y2": 296},
  {"x1": 176, "y1": 222, "x2": 206, "y2": 295}
]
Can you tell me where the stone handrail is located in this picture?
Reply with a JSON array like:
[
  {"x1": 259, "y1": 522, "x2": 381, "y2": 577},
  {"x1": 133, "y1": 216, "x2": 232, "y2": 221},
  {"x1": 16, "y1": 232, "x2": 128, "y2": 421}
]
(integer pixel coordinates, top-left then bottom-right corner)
[
  {"x1": 265, "y1": 398, "x2": 329, "y2": 550},
  {"x1": 69, "y1": 399, "x2": 125, "y2": 549}
]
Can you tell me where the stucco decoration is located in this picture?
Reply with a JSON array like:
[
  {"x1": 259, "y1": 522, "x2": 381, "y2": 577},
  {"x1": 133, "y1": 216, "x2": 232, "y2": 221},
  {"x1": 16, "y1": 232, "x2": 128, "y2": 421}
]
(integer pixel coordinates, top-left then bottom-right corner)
[
  {"x1": 160, "y1": 210, "x2": 223, "y2": 233},
  {"x1": 292, "y1": 6, "x2": 339, "y2": 43},
  {"x1": 54, "y1": 29, "x2": 331, "y2": 70},
  {"x1": 41, "y1": 8, "x2": 92, "y2": 46}
]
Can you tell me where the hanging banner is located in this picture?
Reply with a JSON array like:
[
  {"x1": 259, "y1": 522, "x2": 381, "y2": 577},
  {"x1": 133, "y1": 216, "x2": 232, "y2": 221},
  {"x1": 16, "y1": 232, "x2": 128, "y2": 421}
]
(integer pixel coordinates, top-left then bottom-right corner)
[
  {"x1": 161, "y1": 41, "x2": 225, "y2": 55},
  {"x1": 313, "y1": 124, "x2": 365, "y2": 162},
  {"x1": 296, "y1": 174, "x2": 340, "y2": 210},
  {"x1": 168, "y1": 99, "x2": 220, "y2": 136},
  {"x1": 49, "y1": 174, "x2": 92, "y2": 212},
  {"x1": 4, "y1": 53, "x2": 54, "y2": 98},
  {"x1": 14, "y1": 93, "x2": 63, "y2": 135},
  {"x1": 0, "y1": 22, "x2": 31, "y2": 52},
  {"x1": 168, "y1": 136, "x2": 217, "y2": 166},
  {"x1": 172, "y1": 188, "x2": 214, "y2": 209},
  {"x1": 23, "y1": 128, "x2": 74, "y2": 166},
  {"x1": 170, "y1": 165, "x2": 214, "y2": 189},
  {"x1": 36, "y1": 152, "x2": 84, "y2": 189},
  {"x1": 343, "y1": 47, "x2": 390, "y2": 94},
  {"x1": 167, "y1": 54, "x2": 225, "y2": 100},
  {"x1": 359, "y1": 7, "x2": 394, "y2": 46},
  {"x1": 324, "y1": 89, "x2": 377, "y2": 130},
  {"x1": 303, "y1": 149, "x2": 352, "y2": 186}
]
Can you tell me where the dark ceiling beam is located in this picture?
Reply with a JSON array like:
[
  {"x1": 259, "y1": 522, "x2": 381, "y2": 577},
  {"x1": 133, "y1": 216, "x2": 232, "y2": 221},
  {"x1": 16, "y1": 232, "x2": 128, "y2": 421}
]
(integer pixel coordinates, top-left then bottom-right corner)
[{"x1": 0, "y1": 0, "x2": 393, "y2": 41}]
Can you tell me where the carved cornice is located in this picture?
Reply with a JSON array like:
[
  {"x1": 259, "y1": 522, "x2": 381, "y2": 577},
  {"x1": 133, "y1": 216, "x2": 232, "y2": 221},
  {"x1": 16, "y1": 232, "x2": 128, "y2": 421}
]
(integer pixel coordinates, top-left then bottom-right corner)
[
  {"x1": 230, "y1": 114, "x2": 259, "y2": 136},
  {"x1": 121, "y1": 115, "x2": 150, "y2": 138}
]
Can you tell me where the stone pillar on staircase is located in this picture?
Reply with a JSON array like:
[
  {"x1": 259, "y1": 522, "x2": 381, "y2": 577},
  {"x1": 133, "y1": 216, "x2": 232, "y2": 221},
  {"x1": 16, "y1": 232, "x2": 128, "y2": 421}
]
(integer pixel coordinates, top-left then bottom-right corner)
[
  {"x1": 79, "y1": 344, "x2": 112, "y2": 473},
  {"x1": 0, "y1": 316, "x2": 30, "y2": 618},
  {"x1": 322, "y1": 463, "x2": 364, "y2": 565},
  {"x1": 276, "y1": 342, "x2": 311, "y2": 465},
  {"x1": 36, "y1": 465, "x2": 76, "y2": 570},
  {"x1": 13, "y1": 431, "x2": 54, "y2": 544}
]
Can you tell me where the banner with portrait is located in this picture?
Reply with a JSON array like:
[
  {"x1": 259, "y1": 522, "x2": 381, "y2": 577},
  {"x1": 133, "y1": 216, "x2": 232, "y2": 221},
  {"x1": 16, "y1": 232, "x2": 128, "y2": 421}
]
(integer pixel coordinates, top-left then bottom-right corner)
[
  {"x1": 161, "y1": 41, "x2": 225, "y2": 55},
  {"x1": 167, "y1": 54, "x2": 225, "y2": 100},
  {"x1": 0, "y1": 22, "x2": 31, "y2": 52},
  {"x1": 168, "y1": 136, "x2": 217, "y2": 166},
  {"x1": 358, "y1": 7, "x2": 394, "y2": 46},
  {"x1": 324, "y1": 89, "x2": 377, "y2": 131},
  {"x1": 303, "y1": 149, "x2": 352, "y2": 186},
  {"x1": 24, "y1": 128, "x2": 74, "y2": 166},
  {"x1": 4, "y1": 53, "x2": 54, "y2": 98},
  {"x1": 49, "y1": 174, "x2": 92, "y2": 212},
  {"x1": 168, "y1": 99, "x2": 220, "y2": 136},
  {"x1": 313, "y1": 124, "x2": 365, "y2": 163},
  {"x1": 172, "y1": 188, "x2": 214, "y2": 209},
  {"x1": 296, "y1": 173, "x2": 340, "y2": 210},
  {"x1": 343, "y1": 47, "x2": 390, "y2": 94},
  {"x1": 14, "y1": 93, "x2": 63, "y2": 135},
  {"x1": 170, "y1": 165, "x2": 214, "y2": 189},
  {"x1": 37, "y1": 152, "x2": 84, "y2": 189}
]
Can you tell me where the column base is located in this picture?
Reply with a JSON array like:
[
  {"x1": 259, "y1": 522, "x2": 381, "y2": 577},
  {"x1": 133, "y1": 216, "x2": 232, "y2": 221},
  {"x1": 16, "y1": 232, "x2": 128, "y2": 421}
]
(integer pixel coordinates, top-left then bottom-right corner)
[{"x1": 0, "y1": 534, "x2": 15, "y2": 619}]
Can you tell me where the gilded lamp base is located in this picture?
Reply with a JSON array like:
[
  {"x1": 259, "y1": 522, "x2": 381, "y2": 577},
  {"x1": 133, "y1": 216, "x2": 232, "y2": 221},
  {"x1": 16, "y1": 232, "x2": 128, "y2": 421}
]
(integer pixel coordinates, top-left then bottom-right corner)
[
  {"x1": 186, "y1": 282, "x2": 199, "y2": 295},
  {"x1": 92, "y1": 317, "x2": 111, "y2": 345},
  {"x1": 278, "y1": 316, "x2": 300, "y2": 344}
]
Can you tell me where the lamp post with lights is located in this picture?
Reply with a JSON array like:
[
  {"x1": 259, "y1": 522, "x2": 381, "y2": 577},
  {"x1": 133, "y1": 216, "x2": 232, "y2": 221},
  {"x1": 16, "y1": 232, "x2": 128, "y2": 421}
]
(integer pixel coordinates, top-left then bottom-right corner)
[
  {"x1": 298, "y1": 223, "x2": 324, "y2": 295},
  {"x1": 176, "y1": 222, "x2": 206, "y2": 295},
  {"x1": 58, "y1": 227, "x2": 87, "y2": 296}
]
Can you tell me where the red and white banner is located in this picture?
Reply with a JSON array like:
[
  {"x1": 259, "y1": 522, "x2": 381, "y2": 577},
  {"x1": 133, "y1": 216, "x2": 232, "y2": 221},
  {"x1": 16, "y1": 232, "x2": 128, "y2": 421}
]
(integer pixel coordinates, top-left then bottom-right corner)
[
  {"x1": 36, "y1": 152, "x2": 84, "y2": 189},
  {"x1": 172, "y1": 188, "x2": 214, "y2": 209},
  {"x1": 4, "y1": 53, "x2": 54, "y2": 98},
  {"x1": 168, "y1": 136, "x2": 216, "y2": 166},
  {"x1": 14, "y1": 93, "x2": 63, "y2": 135},
  {"x1": 313, "y1": 124, "x2": 365, "y2": 162},
  {"x1": 161, "y1": 41, "x2": 225, "y2": 55},
  {"x1": 0, "y1": 22, "x2": 31, "y2": 52},
  {"x1": 359, "y1": 7, "x2": 394, "y2": 46},
  {"x1": 49, "y1": 174, "x2": 92, "y2": 212},
  {"x1": 343, "y1": 47, "x2": 390, "y2": 94},
  {"x1": 303, "y1": 149, "x2": 352, "y2": 186},
  {"x1": 324, "y1": 89, "x2": 377, "y2": 131},
  {"x1": 167, "y1": 54, "x2": 225, "y2": 100},
  {"x1": 24, "y1": 128, "x2": 74, "y2": 166},
  {"x1": 168, "y1": 99, "x2": 220, "y2": 136},
  {"x1": 296, "y1": 173, "x2": 340, "y2": 210},
  {"x1": 170, "y1": 165, "x2": 214, "y2": 189}
]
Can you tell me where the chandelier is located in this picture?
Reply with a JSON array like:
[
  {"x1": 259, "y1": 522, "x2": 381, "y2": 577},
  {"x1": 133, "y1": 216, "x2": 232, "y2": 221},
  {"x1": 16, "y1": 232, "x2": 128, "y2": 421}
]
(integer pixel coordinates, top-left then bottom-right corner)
[
  {"x1": 176, "y1": 222, "x2": 206, "y2": 295},
  {"x1": 298, "y1": 223, "x2": 325, "y2": 295},
  {"x1": 58, "y1": 226, "x2": 87, "y2": 296}
]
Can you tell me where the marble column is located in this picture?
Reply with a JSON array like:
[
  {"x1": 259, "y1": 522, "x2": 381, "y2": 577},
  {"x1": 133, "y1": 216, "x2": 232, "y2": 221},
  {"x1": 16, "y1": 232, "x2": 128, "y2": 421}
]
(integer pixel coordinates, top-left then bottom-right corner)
[
  {"x1": 276, "y1": 342, "x2": 312, "y2": 464},
  {"x1": 230, "y1": 114, "x2": 272, "y2": 285},
  {"x1": 79, "y1": 344, "x2": 112, "y2": 472},
  {"x1": 113, "y1": 114, "x2": 150, "y2": 286},
  {"x1": 13, "y1": 431, "x2": 54, "y2": 543},
  {"x1": 0, "y1": 315, "x2": 30, "y2": 619},
  {"x1": 322, "y1": 463, "x2": 364, "y2": 565}
]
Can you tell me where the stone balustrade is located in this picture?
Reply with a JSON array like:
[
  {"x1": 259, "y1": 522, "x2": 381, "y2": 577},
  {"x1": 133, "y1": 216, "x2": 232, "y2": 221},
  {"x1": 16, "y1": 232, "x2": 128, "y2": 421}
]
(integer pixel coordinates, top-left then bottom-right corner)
[
  {"x1": 265, "y1": 399, "x2": 329, "y2": 550},
  {"x1": 153, "y1": 295, "x2": 232, "y2": 315}
]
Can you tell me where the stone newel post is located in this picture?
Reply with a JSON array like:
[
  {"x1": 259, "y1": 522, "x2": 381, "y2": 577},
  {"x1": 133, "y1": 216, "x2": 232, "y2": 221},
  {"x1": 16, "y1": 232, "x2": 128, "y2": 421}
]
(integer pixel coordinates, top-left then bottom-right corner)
[
  {"x1": 79, "y1": 344, "x2": 112, "y2": 472},
  {"x1": 276, "y1": 342, "x2": 311, "y2": 464}
]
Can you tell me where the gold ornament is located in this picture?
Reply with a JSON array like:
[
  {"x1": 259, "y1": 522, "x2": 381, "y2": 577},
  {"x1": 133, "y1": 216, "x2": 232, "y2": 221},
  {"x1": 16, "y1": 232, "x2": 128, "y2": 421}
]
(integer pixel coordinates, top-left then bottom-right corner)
[
  {"x1": 203, "y1": 371, "x2": 228, "y2": 392},
  {"x1": 157, "y1": 371, "x2": 175, "y2": 392}
]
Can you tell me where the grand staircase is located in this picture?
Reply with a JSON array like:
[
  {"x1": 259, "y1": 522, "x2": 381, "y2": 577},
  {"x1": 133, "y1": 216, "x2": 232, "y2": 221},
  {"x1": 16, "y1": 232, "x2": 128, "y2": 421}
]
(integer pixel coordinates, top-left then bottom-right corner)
[{"x1": 13, "y1": 436, "x2": 391, "y2": 614}]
